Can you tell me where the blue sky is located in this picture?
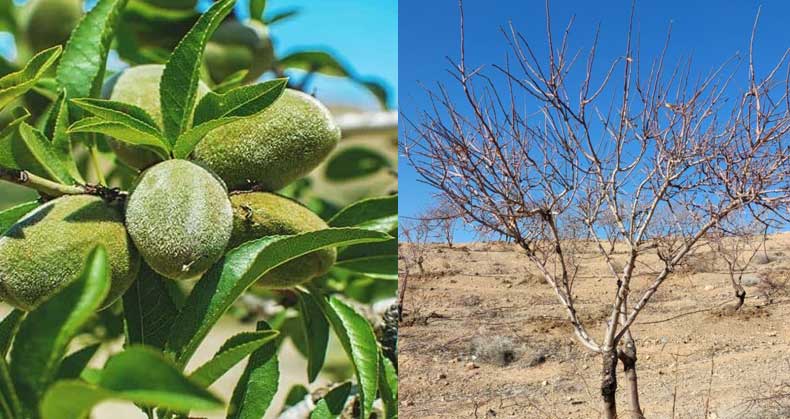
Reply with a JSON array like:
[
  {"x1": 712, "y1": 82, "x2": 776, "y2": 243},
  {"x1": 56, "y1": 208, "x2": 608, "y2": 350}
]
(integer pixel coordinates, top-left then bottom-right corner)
[
  {"x1": 3, "y1": 0, "x2": 398, "y2": 109},
  {"x1": 398, "y1": 0, "x2": 790, "y2": 242},
  {"x1": 236, "y1": 0, "x2": 398, "y2": 109}
]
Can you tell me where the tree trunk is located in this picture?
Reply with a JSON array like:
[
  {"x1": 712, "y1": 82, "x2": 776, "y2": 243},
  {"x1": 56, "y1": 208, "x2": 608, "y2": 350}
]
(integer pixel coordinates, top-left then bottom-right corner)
[
  {"x1": 731, "y1": 278, "x2": 746, "y2": 311},
  {"x1": 618, "y1": 336, "x2": 645, "y2": 419},
  {"x1": 397, "y1": 271, "x2": 409, "y2": 322},
  {"x1": 601, "y1": 349, "x2": 619, "y2": 419}
]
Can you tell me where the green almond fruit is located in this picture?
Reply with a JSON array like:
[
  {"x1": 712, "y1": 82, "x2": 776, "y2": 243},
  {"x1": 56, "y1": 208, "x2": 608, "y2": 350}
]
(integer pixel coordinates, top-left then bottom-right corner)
[
  {"x1": 0, "y1": 195, "x2": 140, "y2": 311},
  {"x1": 22, "y1": 0, "x2": 83, "y2": 53},
  {"x1": 103, "y1": 64, "x2": 210, "y2": 170},
  {"x1": 204, "y1": 20, "x2": 274, "y2": 84},
  {"x1": 125, "y1": 159, "x2": 233, "y2": 280},
  {"x1": 192, "y1": 89, "x2": 341, "y2": 191},
  {"x1": 229, "y1": 192, "x2": 336, "y2": 288}
]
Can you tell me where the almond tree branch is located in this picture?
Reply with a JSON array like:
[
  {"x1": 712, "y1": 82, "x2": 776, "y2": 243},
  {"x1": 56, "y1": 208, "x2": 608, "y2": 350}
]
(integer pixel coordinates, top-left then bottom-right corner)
[
  {"x1": 0, "y1": 167, "x2": 84, "y2": 197},
  {"x1": 0, "y1": 167, "x2": 126, "y2": 201}
]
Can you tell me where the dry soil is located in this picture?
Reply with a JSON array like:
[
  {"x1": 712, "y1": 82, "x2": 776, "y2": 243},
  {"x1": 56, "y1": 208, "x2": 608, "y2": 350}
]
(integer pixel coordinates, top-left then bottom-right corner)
[{"x1": 399, "y1": 234, "x2": 790, "y2": 419}]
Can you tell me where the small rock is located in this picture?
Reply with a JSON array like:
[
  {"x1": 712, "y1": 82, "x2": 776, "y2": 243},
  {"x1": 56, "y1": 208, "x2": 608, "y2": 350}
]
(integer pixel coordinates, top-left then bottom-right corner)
[
  {"x1": 466, "y1": 362, "x2": 479, "y2": 370},
  {"x1": 767, "y1": 331, "x2": 777, "y2": 337},
  {"x1": 741, "y1": 274, "x2": 761, "y2": 286},
  {"x1": 526, "y1": 353, "x2": 547, "y2": 367},
  {"x1": 704, "y1": 285, "x2": 715, "y2": 291},
  {"x1": 437, "y1": 373, "x2": 447, "y2": 380},
  {"x1": 542, "y1": 380, "x2": 549, "y2": 386}
]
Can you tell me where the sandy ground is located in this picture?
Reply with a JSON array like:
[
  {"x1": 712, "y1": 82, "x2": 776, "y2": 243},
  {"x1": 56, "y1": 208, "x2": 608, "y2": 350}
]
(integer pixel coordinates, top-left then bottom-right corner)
[{"x1": 399, "y1": 234, "x2": 790, "y2": 419}]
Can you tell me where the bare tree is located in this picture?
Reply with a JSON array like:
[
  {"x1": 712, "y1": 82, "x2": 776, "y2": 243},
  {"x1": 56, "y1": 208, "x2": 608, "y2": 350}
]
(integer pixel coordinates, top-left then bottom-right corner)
[
  {"x1": 422, "y1": 195, "x2": 460, "y2": 248},
  {"x1": 706, "y1": 214, "x2": 768, "y2": 310},
  {"x1": 402, "y1": 2, "x2": 790, "y2": 417},
  {"x1": 398, "y1": 216, "x2": 431, "y2": 320}
]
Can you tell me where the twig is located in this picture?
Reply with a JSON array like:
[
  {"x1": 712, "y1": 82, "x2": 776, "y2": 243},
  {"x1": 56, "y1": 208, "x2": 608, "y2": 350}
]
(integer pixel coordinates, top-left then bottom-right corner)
[
  {"x1": 0, "y1": 167, "x2": 84, "y2": 197},
  {"x1": 702, "y1": 345, "x2": 716, "y2": 417},
  {"x1": 0, "y1": 167, "x2": 127, "y2": 202},
  {"x1": 635, "y1": 300, "x2": 732, "y2": 325}
]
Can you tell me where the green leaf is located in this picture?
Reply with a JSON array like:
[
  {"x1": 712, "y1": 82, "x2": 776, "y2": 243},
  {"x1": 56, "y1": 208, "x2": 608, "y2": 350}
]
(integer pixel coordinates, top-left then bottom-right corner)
[
  {"x1": 123, "y1": 262, "x2": 180, "y2": 350},
  {"x1": 283, "y1": 384, "x2": 309, "y2": 408},
  {"x1": 227, "y1": 322, "x2": 279, "y2": 419},
  {"x1": 279, "y1": 51, "x2": 350, "y2": 77},
  {"x1": 325, "y1": 146, "x2": 391, "y2": 181},
  {"x1": 56, "y1": 344, "x2": 101, "y2": 380},
  {"x1": 44, "y1": 91, "x2": 84, "y2": 183},
  {"x1": 0, "y1": 110, "x2": 46, "y2": 176},
  {"x1": 265, "y1": 8, "x2": 299, "y2": 25},
  {"x1": 193, "y1": 79, "x2": 287, "y2": 126},
  {"x1": 250, "y1": 0, "x2": 266, "y2": 21},
  {"x1": 40, "y1": 382, "x2": 112, "y2": 419},
  {"x1": 166, "y1": 228, "x2": 391, "y2": 365},
  {"x1": 10, "y1": 246, "x2": 110, "y2": 408},
  {"x1": 297, "y1": 290, "x2": 329, "y2": 383},
  {"x1": 0, "y1": 46, "x2": 62, "y2": 110},
  {"x1": 0, "y1": 310, "x2": 23, "y2": 358},
  {"x1": 0, "y1": 202, "x2": 38, "y2": 235},
  {"x1": 0, "y1": 0, "x2": 16, "y2": 33},
  {"x1": 359, "y1": 79, "x2": 390, "y2": 109},
  {"x1": 30, "y1": 77, "x2": 60, "y2": 102},
  {"x1": 68, "y1": 117, "x2": 170, "y2": 160},
  {"x1": 0, "y1": 357, "x2": 20, "y2": 418},
  {"x1": 335, "y1": 238, "x2": 398, "y2": 280},
  {"x1": 160, "y1": 0, "x2": 235, "y2": 142},
  {"x1": 308, "y1": 291, "x2": 380, "y2": 419},
  {"x1": 0, "y1": 108, "x2": 30, "y2": 143},
  {"x1": 309, "y1": 382, "x2": 351, "y2": 419},
  {"x1": 278, "y1": 314, "x2": 308, "y2": 357},
  {"x1": 190, "y1": 330, "x2": 279, "y2": 387},
  {"x1": 56, "y1": 0, "x2": 128, "y2": 106},
  {"x1": 173, "y1": 78, "x2": 287, "y2": 158},
  {"x1": 169, "y1": 117, "x2": 232, "y2": 159},
  {"x1": 69, "y1": 98, "x2": 170, "y2": 156},
  {"x1": 379, "y1": 357, "x2": 398, "y2": 419},
  {"x1": 214, "y1": 70, "x2": 249, "y2": 94},
  {"x1": 329, "y1": 195, "x2": 398, "y2": 233},
  {"x1": 127, "y1": 0, "x2": 198, "y2": 15},
  {"x1": 18, "y1": 122, "x2": 75, "y2": 184},
  {"x1": 334, "y1": 256, "x2": 397, "y2": 280},
  {"x1": 40, "y1": 347, "x2": 223, "y2": 419},
  {"x1": 72, "y1": 98, "x2": 161, "y2": 130},
  {"x1": 329, "y1": 298, "x2": 380, "y2": 419},
  {"x1": 100, "y1": 347, "x2": 221, "y2": 409}
]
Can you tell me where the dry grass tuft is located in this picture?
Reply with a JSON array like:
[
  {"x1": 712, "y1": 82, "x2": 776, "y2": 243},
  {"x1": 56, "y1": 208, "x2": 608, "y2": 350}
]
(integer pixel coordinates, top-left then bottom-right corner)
[{"x1": 471, "y1": 335, "x2": 519, "y2": 366}]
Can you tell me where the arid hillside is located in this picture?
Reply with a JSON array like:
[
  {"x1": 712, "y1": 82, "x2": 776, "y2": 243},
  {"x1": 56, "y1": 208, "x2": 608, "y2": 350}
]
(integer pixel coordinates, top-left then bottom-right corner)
[{"x1": 399, "y1": 234, "x2": 790, "y2": 418}]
